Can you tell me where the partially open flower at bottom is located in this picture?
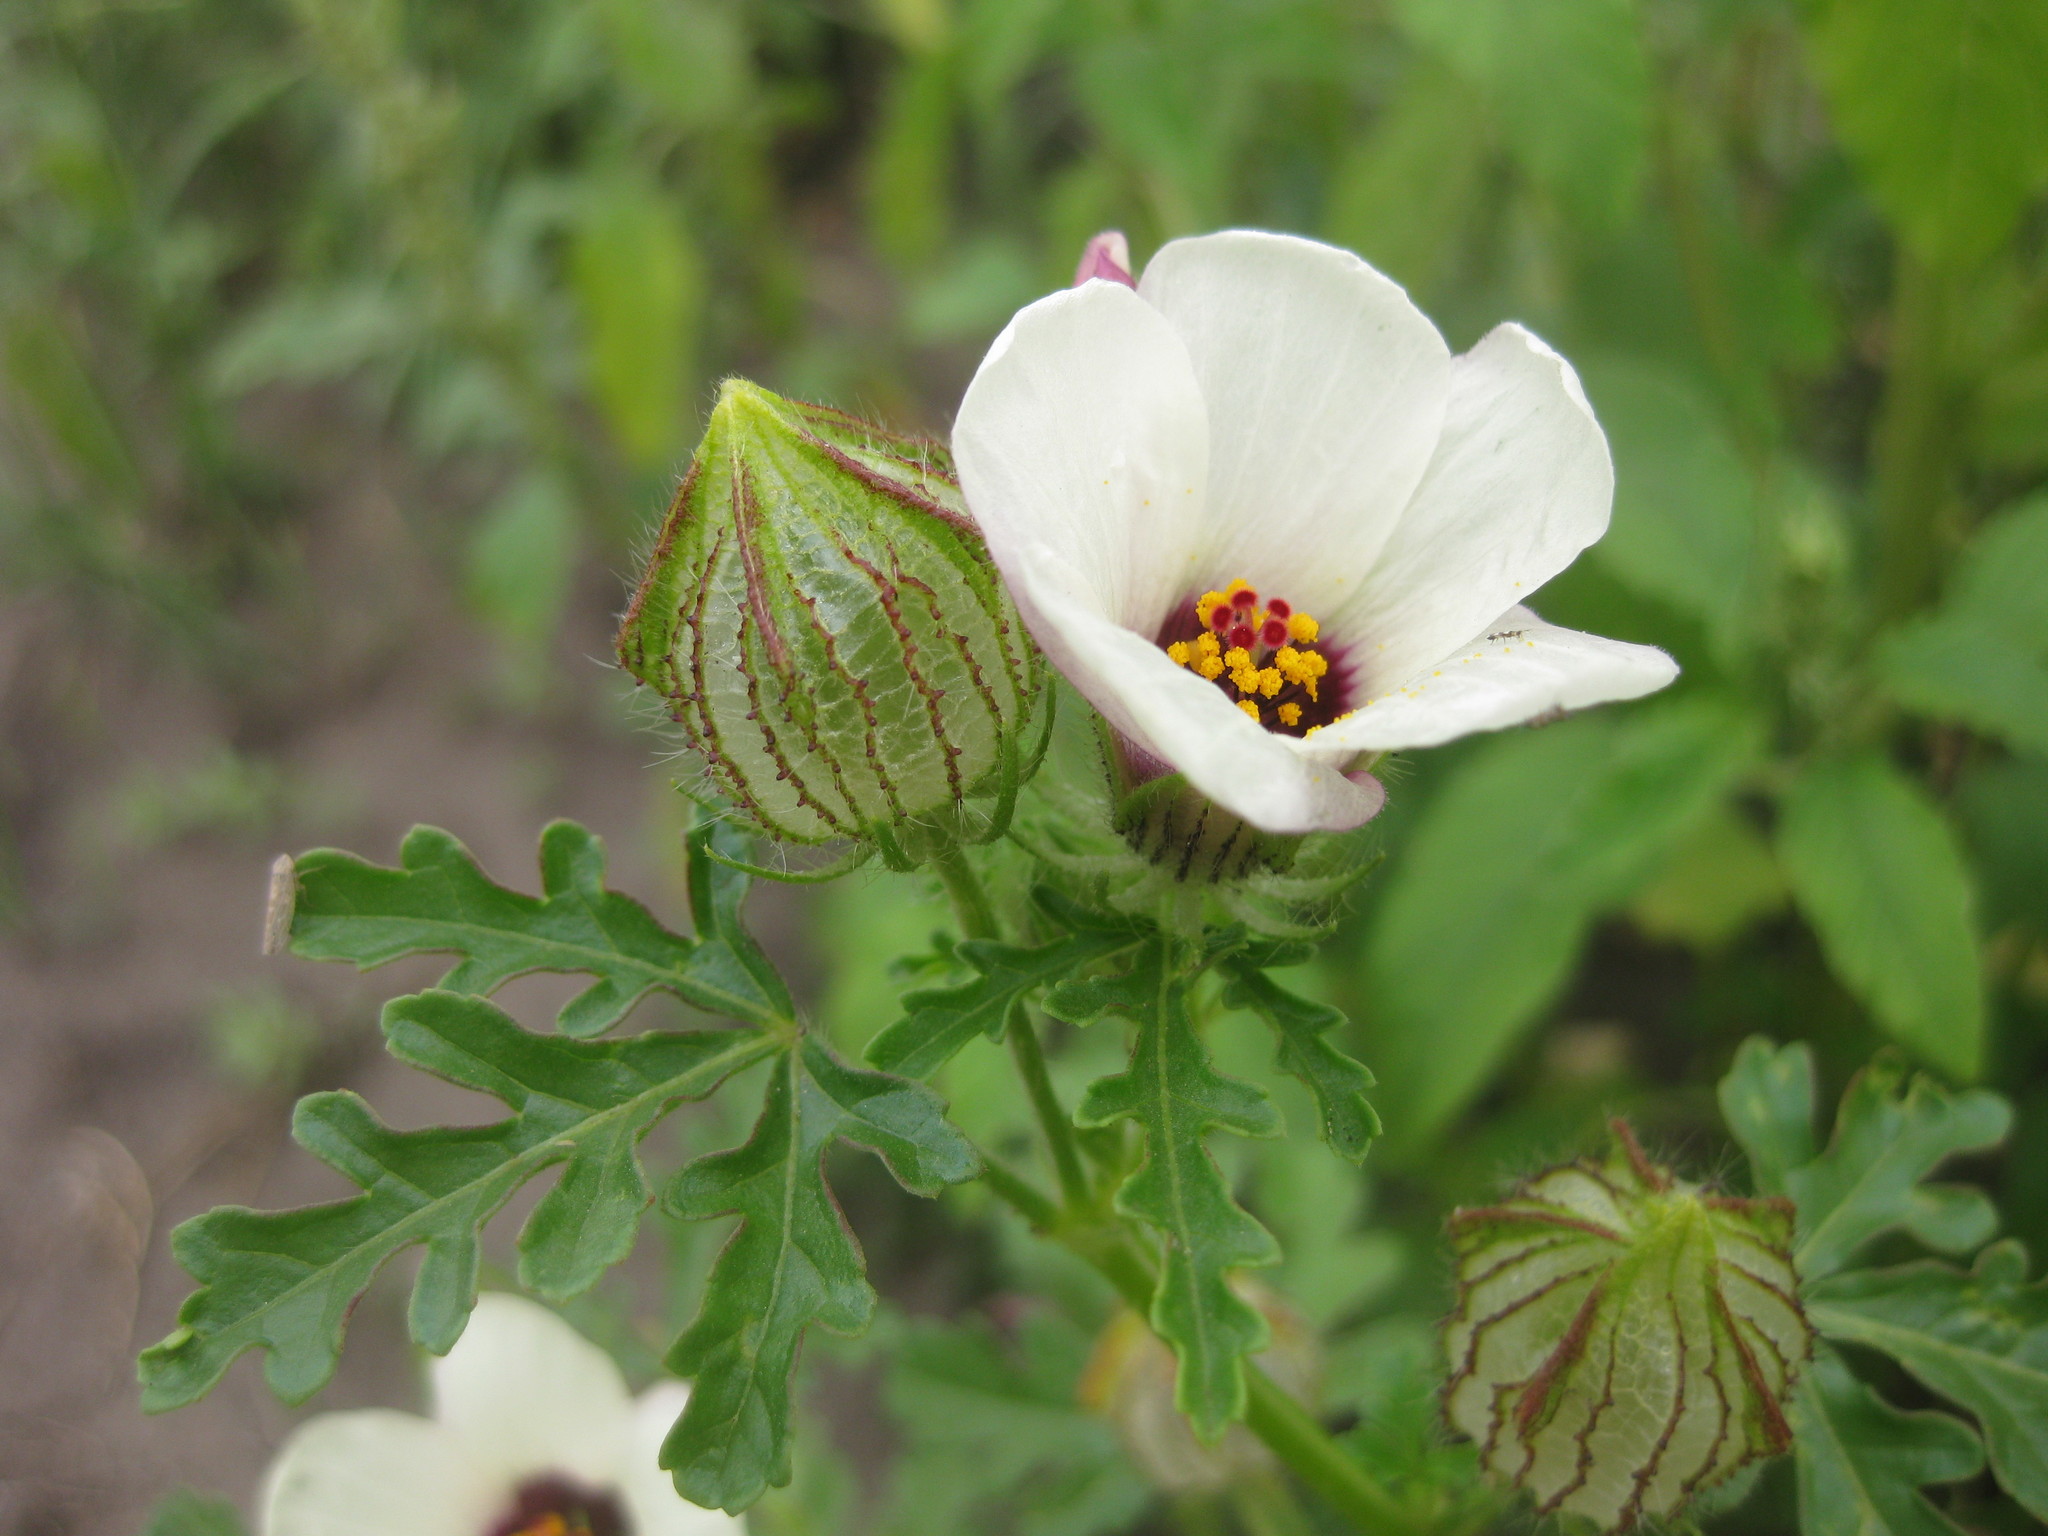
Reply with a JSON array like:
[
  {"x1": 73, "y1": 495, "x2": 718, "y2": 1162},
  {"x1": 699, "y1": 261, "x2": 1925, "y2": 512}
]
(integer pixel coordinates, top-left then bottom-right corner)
[{"x1": 261, "y1": 1295, "x2": 741, "y2": 1536}]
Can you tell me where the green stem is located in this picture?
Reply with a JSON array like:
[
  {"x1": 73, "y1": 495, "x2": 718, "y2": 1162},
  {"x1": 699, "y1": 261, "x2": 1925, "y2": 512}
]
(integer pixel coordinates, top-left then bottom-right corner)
[
  {"x1": 977, "y1": 1155, "x2": 1060, "y2": 1229},
  {"x1": 1009, "y1": 1006, "x2": 1093, "y2": 1209},
  {"x1": 1870, "y1": 251, "x2": 1954, "y2": 625},
  {"x1": 933, "y1": 842, "x2": 1094, "y2": 1211},
  {"x1": 1242, "y1": 1371, "x2": 1415, "y2": 1536},
  {"x1": 930, "y1": 841, "x2": 999, "y2": 941}
]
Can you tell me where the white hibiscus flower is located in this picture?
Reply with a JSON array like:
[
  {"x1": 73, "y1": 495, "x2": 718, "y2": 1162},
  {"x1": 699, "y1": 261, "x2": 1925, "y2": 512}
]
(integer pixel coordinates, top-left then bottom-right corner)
[
  {"x1": 261, "y1": 1294, "x2": 740, "y2": 1536},
  {"x1": 953, "y1": 229, "x2": 1678, "y2": 835}
]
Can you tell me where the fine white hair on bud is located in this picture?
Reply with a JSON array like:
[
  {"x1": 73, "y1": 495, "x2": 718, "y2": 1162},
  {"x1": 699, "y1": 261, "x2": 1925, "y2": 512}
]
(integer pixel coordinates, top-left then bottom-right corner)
[
  {"x1": 1443, "y1": 1120, "x2": 1812, "y2": 1533},
  {"x1": 617, "y1": 380, "x2": 1044, "y2": 857}
]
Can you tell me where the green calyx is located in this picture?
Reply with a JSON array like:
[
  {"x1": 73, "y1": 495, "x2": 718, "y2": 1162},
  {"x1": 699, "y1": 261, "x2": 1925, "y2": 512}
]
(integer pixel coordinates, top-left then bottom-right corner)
[
  {"x1": 1444, "y1": 1120, "x2": 1813, "y2": 1532},
  {"x1": 617, "y1": 379, "x2": 1044, "y2": 857}
]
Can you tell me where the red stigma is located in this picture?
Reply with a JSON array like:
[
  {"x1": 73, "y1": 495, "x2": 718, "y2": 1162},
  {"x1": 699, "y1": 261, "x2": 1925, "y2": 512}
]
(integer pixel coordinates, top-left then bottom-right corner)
[
  {"x1": 1209, "y1": 605, "x2": 1234, "y2": 632},
  {"x1": 1265, "y1": 598, "x2": 1291, "y2": 620},
  {"x1": 1228, "y1": 622, "x2": 1255, "y2": 650},
  {"x1": 1261, "y1": 617, "x2": 1289, "y2": 648},
  {"x1": 1229, "y1": 587, "x2": 1259, "y2": 611}
]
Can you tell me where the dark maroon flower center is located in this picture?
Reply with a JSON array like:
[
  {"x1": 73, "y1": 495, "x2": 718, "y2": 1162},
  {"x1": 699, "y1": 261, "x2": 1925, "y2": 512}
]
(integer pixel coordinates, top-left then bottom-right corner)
[
  {"x1": 486, "y1": 1476, "x2": 629, "y2": 1536},
  {"x1": 1154, "y1": 580, "x2": 1351, "y2": 738}
]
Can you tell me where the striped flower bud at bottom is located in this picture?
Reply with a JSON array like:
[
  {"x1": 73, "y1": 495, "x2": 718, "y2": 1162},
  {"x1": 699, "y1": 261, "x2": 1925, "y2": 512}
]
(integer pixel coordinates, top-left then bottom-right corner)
[
  {"x1": 1443, "y1": 1121, "x2": 1811, "y2": 1533},
  {"x1": 616, "y1": 380, "x2": 1043, "y2": 856}
]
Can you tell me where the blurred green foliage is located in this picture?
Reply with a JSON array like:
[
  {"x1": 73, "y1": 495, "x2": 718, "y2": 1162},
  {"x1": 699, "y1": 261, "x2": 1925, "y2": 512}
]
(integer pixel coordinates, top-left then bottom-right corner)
[{"x1": 10, "y1": 0, "x2": 2048, "y2": 1531}]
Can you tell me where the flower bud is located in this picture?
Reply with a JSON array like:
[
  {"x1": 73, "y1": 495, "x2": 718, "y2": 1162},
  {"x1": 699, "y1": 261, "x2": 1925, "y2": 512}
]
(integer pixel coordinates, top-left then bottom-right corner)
[
  {"x1": 617, "y1": 380, "x2": 1043, "y2": 854},
  {"x1": 1073, "y1": 230, "x2": 1135, "y2": 288},
  {"x1": 1443, "y1": 1121, "x2": 1811, "y2": 1533}
]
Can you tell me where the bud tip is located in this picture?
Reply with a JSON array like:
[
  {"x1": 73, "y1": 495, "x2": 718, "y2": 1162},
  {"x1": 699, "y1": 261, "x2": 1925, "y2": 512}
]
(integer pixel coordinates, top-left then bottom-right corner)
[{"x1": 1074, "y1": 231, "x2": 1135, "y2": 289}]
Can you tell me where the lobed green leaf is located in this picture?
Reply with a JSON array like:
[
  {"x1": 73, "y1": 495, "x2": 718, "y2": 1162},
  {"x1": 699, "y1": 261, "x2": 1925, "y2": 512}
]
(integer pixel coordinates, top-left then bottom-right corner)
[
  {"x1": 1808, "y1": 1240, "x2": 2048, "y2": 1520},
  {"x1": 1718, "y1": 1036, "x2": 1820, "y2": 1198},
  {"x1": 1218, "y1": 959, "x2": 1378, "y2": 1162},
  {"x1": 1791, "y1": 1346, "x2": 1983, "y2": 1536},
  {"x1": 139, "y1": 991, "x2": 775, "y2": 1412},
  {"x1": 1782, "y1": 1056, "x2": 2010, "y2": 1282},
  {"x1": 286, "y1": 818, "x2": 789, "y2": 1037},
  {"x1": 661, "y1": 1038, "x2": 977, "y2": 1511},
  {"x1": 865, "y1": 893, "x2": 1139, "y2": 1078},
  {"x1": 1070, "y1": 939, "x2": 1282, "y2": 1440}
]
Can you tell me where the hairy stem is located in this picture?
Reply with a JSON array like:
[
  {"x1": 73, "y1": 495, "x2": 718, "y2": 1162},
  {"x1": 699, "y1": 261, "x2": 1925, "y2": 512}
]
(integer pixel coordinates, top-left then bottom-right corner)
[
  {"x1": 930, "y1": 840, "x2": 1000, "y2": 941},
  {"x1": 1242, "y1": 1370, "x2": 1417, "y2": 1536},
  {"x1": 1009, "y1": 1005, "x2": 1093, "y2": 1209},
  {"x1": 933, "y1": 842, "x2": 1094, "y2": 1210},
  {"x1": 977, "y1": 1154, "x2": 1060, "y2": 1229}
]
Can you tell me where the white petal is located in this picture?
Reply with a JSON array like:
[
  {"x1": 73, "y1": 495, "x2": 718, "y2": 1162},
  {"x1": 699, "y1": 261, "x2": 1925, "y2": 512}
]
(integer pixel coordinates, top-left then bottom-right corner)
[
  {"x1": 1333, "y1": 323, "x2": 1613, "y2": 697},
  {"x1": 1308, "y1": 608, "x2": 1677, "y2": 754},
  {"x1": 954, "y1": 278, "x2": 1211, "y2": 636},
  {"x1": 430, "y1": 1294, "x2": 637, "y2": 1485},
  {"x1": 1029, "y1": 581, "x2": 1385, "y2": 834},
  {"x1": 262, "y1": 1410, "x2": 497, "y2": 1536},
  {"x1": 617, "y1": 1384, "x2": 746, "y2": 1536},
  {"x1": 1136, "y1": 230, "x2": 1450, "y2": 612}
]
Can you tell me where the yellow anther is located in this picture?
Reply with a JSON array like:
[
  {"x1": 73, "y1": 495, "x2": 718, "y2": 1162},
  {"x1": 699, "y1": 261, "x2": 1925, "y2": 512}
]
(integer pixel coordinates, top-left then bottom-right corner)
[
  {"x1": 1258, "y1": 667, "x2": 1283, "y2": 698},
  {"x1": 1223, "y1": 646, "x2": 1251, "y2": 671},
  {"x1": 1231, "y1": 666, "x2": 1262, "y2": 694},
  {"x1": 1288, "y1": 612, "x2": 1320, "y2": 644},
  {"x1": 1277, "y1": 702, "x2": 1302, "y2": 727},
  {"x1": 1196, "y1": 653, "x2": 1226, "y2": 680},
  {"x1": 1301, "y1": 650, "x2": 1328, "y2": 677},
  {"x1": 1196, "y1": 631, "x2": 1221, "y2": 657},
  {"x1": 1226, "y1": 578, "x2": 1253, "y2": 595},
  {"x1": 1166, "y1": 640, "x2": 1192, "y2": 667},
  {"x1": 1238, "y1": 699, "x2": 1261, "y2": 721}
]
